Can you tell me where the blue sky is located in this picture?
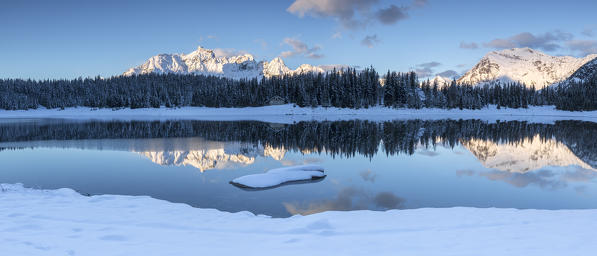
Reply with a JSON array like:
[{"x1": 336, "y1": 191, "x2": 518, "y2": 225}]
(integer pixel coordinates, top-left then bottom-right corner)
[{"x1": 1, "y1": 0, "x2": 596, "y2": 79}]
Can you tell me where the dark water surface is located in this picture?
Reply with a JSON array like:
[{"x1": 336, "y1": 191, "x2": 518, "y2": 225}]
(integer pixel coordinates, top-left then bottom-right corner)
[{"x1": 1, "y1": 119, "x2": 596, "y2": 217}]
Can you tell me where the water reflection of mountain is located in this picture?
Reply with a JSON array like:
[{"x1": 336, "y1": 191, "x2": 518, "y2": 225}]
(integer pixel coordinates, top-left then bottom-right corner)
[
  {"x1": 139, "y1": 145, "x2": 286, "y2": 172},
  {"x1": 462, "y1": 135, "x2": 596, "y2": 173},
  {"x1": 0, "y1": 119, "x2": 595, "y2": 171},
  {"x1": 0, "y1": 136, "x2": 287, "y2": 172}
]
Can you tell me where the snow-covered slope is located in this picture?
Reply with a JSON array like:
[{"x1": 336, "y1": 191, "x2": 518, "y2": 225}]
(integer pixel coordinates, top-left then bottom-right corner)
[
  {"x1": 458, "y1": 48, "x2": 597, "y2": 88},
  {"x1": 556, "y1": 57, "x2": 597, "y2": 86},
  {"x1": 425, "y1": 75, "x2": 455, "y2": 89},
  {"x1": 124, "y1": 46, "x2": 327, "y2": 79},
  {"x1": 462, "y1": 135, "x2": 596, "y2": 173}
]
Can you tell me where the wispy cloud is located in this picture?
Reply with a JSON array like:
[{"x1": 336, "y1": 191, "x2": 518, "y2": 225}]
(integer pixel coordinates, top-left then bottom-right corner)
[
  {"x1": 253, "y1": 39, "x2": 268, "y2": 49},
  {"x1": 283, "y1": 187, "x2": 404, "y2": 215},
  {"x1": 582, "y1": 27, "x2": 596, "y2": 37},
  {"x1": 465, "y1": 167, "x2": 597, "y2": 190},
  {"x1": 567, "y1": 40, "x2": 597, "y2": 56},
  {"x1": 359, "y1": 169, "x2": 377, "y2": 183},
  {"x1": 436, "y1": 70, "x2": 459, "y2": 79},
  {"x1": 412, "y1": 0, "x2": 428, "y2": 8},
  {"x1": 414, "y1": 61, "x2": 441, "y2": 78},
  {"x1": 213, "y1": 48, "x2": 248, "y2": 58},
  {"x1": 280, "y1": 38, "x2": 324, "y2": 59},
  {"x1": 459, "y1": 41, "x2": 479, "y2": 49},
  {"x1": 199, "y1": 35, "x2": 218, "y2": 43},
  {"x1": 483, "y1": 31, "x2": 573, "y2": 52},
  {"x1": 361, "y1": 34, "x2": 380, "y2": 48}
]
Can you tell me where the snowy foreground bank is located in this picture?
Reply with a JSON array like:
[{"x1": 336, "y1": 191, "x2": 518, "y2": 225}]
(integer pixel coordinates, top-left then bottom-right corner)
[
  {"x1": 1, "y1": 104, "x2": 596, "y2": 123},
  {"x1": 1, "y1": 184, "x2": 596, "y2": 256}
]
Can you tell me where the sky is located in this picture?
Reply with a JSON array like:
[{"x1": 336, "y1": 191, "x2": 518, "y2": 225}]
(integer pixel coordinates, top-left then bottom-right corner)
[{"x1": 1, "y1": 0, "x2": 596, "y2": 80}]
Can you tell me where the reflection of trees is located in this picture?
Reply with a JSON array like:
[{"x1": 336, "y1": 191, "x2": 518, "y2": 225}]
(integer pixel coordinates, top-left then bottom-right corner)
[{"x1": 0, "y1": 120, "x2": 595, "y2": 166}]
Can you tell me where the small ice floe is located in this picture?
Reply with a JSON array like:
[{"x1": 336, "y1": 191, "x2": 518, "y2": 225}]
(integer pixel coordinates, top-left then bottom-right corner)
[{"x1": 230, "y1": 164, "x2": 325, "y2": 189}]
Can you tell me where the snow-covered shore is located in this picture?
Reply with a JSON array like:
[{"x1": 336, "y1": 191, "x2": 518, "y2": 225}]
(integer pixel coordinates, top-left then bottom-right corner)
[
  {"x1": 0, "y1": 105, "x2": 596, "y2": 123},
  {"x1": 1, "y1": 183, "x2": 596, "y2": 256}
]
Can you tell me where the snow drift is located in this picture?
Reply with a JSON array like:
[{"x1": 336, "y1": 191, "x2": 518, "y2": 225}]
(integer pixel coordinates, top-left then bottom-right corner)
[{"x1": 230, "y1": 164, "x2": 325, "y2": 189}]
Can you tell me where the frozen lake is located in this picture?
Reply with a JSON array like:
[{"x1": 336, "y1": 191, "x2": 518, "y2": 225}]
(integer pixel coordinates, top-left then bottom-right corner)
[{"x1": 1, "y1": 119, "x2": 596, "y2": 217}]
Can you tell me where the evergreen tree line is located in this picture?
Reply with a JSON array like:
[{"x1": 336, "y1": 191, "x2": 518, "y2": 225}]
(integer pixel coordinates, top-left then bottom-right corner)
[
  {"x1": 552, "y1": 79, "x2": 597, "y2": 111},
  {"x1": 0, "y1": 68, "x2": 594, "y2": 111},
  {"x1": 1, "y1": 119, "x2": 595, "y2": 162}
]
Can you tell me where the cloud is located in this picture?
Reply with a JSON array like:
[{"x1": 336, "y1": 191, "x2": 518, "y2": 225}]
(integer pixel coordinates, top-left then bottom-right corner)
[
  {"x1": 361, "y1": 34, "x2": 380, "y2": 48},
  {"x1": 436, "y1": 70, "x2": 459, "y2": 79},
  {"x1": 412, "y1": 0, "x2": 428, "y2": 8},
  {"x1": 582, "y1": 27, "x2": 595, "y2": 37},
  {"x1": 254, "y1": 39, "x2": 268, "y2": 49},
  {"x1": 483, "y1": 31, "x2": 573, "y2": 52},
  {"x1": 459, "y1": 42, "x2": 479, "y2": 49},
  {"x1": 283, "y1": 187, "x2": 404, "y2": 215},
  {"x1": 480, "y1": 169, "x2": 565, "y2": 190},
  {"x1": 332, "y1": 32, "x2": 342, "y2": 39},
  {"x1": 373, "y1": 192, "x2": 403, "y2": 209},
  {"x1": 287, "y1": 0, "x2": 379, "y2": 29},
  {"x1": 280, "y1": 38, "x2": 324, "y2": 59},
  {"x1": 456, "y1": 169, "x2": 475, "y2": 177},
  {"x1": 287, "y1": 0, "x2": 424, "y2": 30},
  {"x1": 359, "y1": 169, "x2": 377, "y2": 183},
  {"x1": 567, "y1": 40, "x2": 597, "y2": 56},
  {"x1": 476, "y1": 166, "x2": 597, "y2": 190},
  {"x1": 375, "y1": 5, "x2": 408, "y2": 25},
  {"x1": 213, "y1": 48, "x2": 248, "y2": 58},
  {"x1": 199, "y1": 35, "x2": 218, "y2": 42},
  {"x1": 414, "y1": 61, "x2": 441, "y2": 78}
]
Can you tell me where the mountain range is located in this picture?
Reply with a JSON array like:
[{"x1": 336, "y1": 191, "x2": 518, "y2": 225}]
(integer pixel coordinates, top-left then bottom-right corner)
[
  {"x1": 125, "y1": 46, "x2": 597, "y2": 88},
  {"x1": 123, "y1": 46, "x2": 343, "y2": 79}
]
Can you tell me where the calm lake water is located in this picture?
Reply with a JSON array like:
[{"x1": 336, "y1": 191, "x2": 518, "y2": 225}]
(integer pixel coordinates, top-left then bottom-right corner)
[{"x1": 0, "y1": 119, "x2": 596, "y2": 217}]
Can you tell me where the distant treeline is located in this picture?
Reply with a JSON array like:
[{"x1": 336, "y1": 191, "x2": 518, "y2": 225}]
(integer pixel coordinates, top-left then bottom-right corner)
[
  {"x1": 0, "y1": 120, "x2": 595, "y2": 164},
  {"x1": 0, "y1": 68, "x2": 595, "y2": 111}
]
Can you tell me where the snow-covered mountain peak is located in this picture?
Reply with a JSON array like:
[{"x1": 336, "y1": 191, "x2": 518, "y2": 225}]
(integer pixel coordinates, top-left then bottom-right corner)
[
  {"x1": 123, "y1": 46, "x2": 331, "y2": 79},
  {"x1": 263, "y1": 57, "x2": 291, "y2": 77},
  {"x1": 294, "y1": 64, "x2": 325, "y2": 75},
  {"x1": 458, "y1": 47, "x2": 597, "y2": 88},
  {"x1": 426, "y1": 75, "x2": 454, "y2": 88},
  {"x1": 186, "y1": 46, "x2": 217, "y2": 60}
]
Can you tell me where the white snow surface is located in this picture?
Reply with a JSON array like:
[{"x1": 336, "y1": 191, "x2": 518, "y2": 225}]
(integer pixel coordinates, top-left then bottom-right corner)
[
  {"x1": 458, "y1": 47, "x2": 597, "y2": 88},
  {"x1": 0, "y1": 104, "x2": 596, "y2": 124},
  {"x1": 1, "y1": 183, "x2": 597, "y2": 256},
  {"x1": 231, "y1": 164, "x2": 325, "y2": 188}
]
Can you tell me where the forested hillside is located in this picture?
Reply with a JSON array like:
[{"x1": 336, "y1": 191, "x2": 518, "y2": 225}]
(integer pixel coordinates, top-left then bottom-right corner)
[{"x1": 0, "y1": 68, "x2": 594, "y2": 111}]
